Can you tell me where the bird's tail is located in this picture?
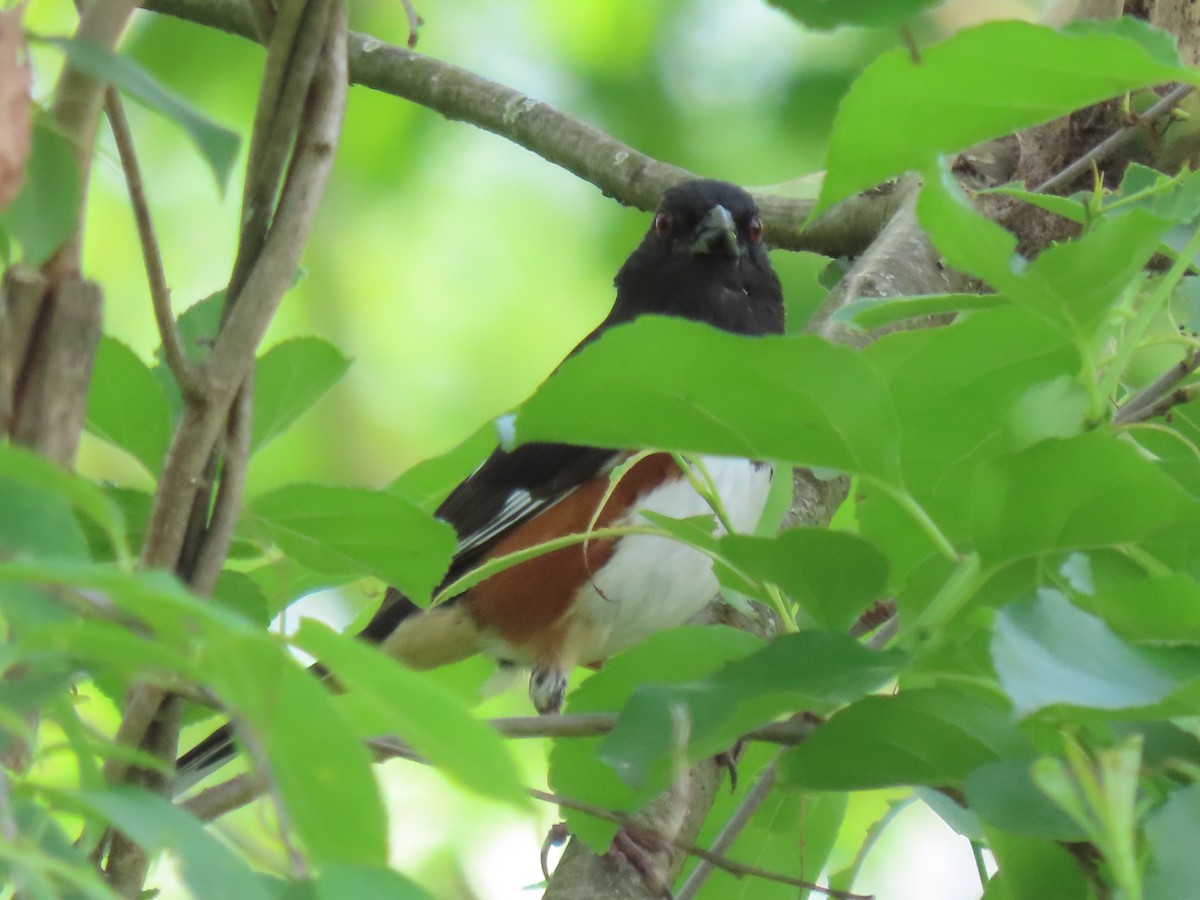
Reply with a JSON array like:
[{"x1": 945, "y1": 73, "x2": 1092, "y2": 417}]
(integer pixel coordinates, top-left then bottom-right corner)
[{"x1": 173, "y1": 588, "x2": 478, "y2": 796}]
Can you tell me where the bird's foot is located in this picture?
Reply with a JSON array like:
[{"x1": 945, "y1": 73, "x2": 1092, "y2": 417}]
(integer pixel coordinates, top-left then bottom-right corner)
[
  {"x1": 609, "y1": 825, "x2": 673, "y2": 899},
  {"x1": 538, "y1": 821, "x2": 673, "y2": 897},
  {"x1": 530, "y1": 665, "x2": 567, "y2": 714}
]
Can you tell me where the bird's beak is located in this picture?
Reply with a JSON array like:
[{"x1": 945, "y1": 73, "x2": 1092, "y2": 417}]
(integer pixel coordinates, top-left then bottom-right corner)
[{"x1": 691, "y1": 204, "x2": 740, "y2": 258}]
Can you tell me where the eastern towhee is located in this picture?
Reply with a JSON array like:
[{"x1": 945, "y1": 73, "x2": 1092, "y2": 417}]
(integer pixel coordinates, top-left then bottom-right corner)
[{"x1": 177, "y1": 179, "x2": 785, "y2": 789}]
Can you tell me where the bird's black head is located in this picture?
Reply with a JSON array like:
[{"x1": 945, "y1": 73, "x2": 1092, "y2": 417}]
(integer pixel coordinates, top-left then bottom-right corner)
[{"x1": 608, "y1": 179, "x2": 785, "y2": 337}]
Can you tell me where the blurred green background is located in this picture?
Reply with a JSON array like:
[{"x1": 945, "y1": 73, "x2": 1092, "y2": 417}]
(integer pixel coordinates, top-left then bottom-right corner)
[{"x1": 24, "y1": 0, "x2": 1040, "y2": 896}]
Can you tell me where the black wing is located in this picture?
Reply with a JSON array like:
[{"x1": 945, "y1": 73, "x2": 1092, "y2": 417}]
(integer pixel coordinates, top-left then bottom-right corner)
[{"x1": 357, "y1": 441, "x2": 619, "y2": 642}]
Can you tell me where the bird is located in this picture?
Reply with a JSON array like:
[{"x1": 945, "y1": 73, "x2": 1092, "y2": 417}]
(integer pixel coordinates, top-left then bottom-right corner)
[{"x1": 175, "y1": 178, "x2": 785, "y2": 791}]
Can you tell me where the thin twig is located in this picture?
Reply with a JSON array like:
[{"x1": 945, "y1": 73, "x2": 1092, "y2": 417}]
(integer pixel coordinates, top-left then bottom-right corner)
[
  {"x1": 868, "y1": 615, "x2": 899, "y2": 651},
  {"x1": 103, "y1": 88, "x2": 195, "y2": 395},
  {"x1": 400, "y1": 0, "x2": 422, "y2": 47},
  {"x1": 1114, "y1": 350, "x2": 1200, "y2": 423},
  {"x1": 1117, "y1": 384, "x2": 1199, "y2": 424},
  {"x1": 189, "y1": 378, "x2": 253, "y2": 596},
  {"x1": 1033, "y1": 84, "x2": 1195, "y2": 194},
  {"x1": 488, "y1": 713, "x2": 815, "y2": 745},
  {"x1": 849, "y1": 598, "x2": 896, "y2": 639},
  {"x1": 675, "y1": 757, "x2": 779, "y2": 900}
]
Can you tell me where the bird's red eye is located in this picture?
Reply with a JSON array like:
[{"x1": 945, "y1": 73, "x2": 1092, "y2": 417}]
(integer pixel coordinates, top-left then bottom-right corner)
[
  {"x1": 653, "y1": 211, "x2": 672, "y2": 237},
  {"x1": 748, "y1": 215, "x2": 764, "y2": 243}
]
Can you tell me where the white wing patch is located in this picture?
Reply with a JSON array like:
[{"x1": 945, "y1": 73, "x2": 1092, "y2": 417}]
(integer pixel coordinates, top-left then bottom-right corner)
[
  {"x1": 453, "y1": 487, "x2": 542, "y2": 555},
  {"x1": 450, "y1": 454, "x2": 624, "y2": 557}
]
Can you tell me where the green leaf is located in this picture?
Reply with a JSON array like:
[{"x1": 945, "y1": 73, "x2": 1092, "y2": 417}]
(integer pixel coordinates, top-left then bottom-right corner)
[
  {"x1": 1145, "y1": 783, "x2": 1200, "y2": 900},
  {"x1": 515, "y1": 317, "x2": 902, "y2": 484},
  {"x1": 766, "y1": 0, "x2": 941, "y2": 30},
  {"x1": 212, "y1": 569, "x2": 271, "y2": 627},
  {"x1": 966, "y1": 760, "x2": 1088, "y2": 840},
  {"x1": 152, "y1": 291, "x2": 224, "y2": 416},
  {"x1": 85, "y1": 336, "x2": 173, "y2": 474},
  {"x1": 971, "y1": 433, "x2": 1198, "y2": 564},
  {"x1": 600, "y1": 632, "x2": 903, "y2": 793},
  {"x1": 1016, "y1": 209, "x2": 1168, "y2": 334},
  {"x1": 60, "y1": 786, "x2": 270, "y2": 900},
  {"x1": 41, "y1": 37, "x2": 239, "y2": 189},
  {"x1": 1006, "y1": 376, "x2": 1090, "y2": 451},
  {"x1": 859, "y1": 306, "x2": 1078, "y2": 579},
  {"x1": 777, "y1": 688, "x2": 1027, "y2": 790},
  {"x1": 991, "y1": 591, "x2": 1194, "y2": 716},
  {"x1": 816, "y1": 18, "x2": 1192, "y2": 214},
  {"x1": 78, "y1": 488, "x2": 151, "y2": 563},
  {"x1": 312, "y1": 864, "x2": 433, "y2": 900},
  {"x1": 982, "y1": 828, "x2": 1090, "y2": 900},
  {"x1": 248, "y1": 484, "x2": 455, "y2": 604},
  {"x1": 917, "y1": 167, "x2": 1024, "y2": 291},
  {"x1": 0, "y1": 116, "x2": 80, "y2": 265},
  {"x1": 19, "y1": 618, "x2": 194, "y2": 680},
  {"x1": 252, "y1": 337, "x2": 352, "y2": 454},
  {"x1": 0, "y1": 445, "x2": 126, "y2": 561},
  {"x1": 294, "y1": 620, "x2": 527, "y2": 808},
  {"x1": 830, "y1": 292, "x2": 1005, "y2": 331},
  {"x1": 0, "y1": 479, "x2": 90, "y2": 561},
  {"x1": 978, "y1": 183, "x2": 1088, "y2": 224},
  {"x1": 549, "y1": 626, "x2": 763, "y2": 852},
  {"x1": 720, "y1": 529, "x2": 888, "y2": 631},
  {"x1": 1076, "y1": 574, "x2": 1200, "y2": 644},
  {"x1": 174, "y1": 290, "x2": 225, "y2": 364},
  {"x1": 389, "y1": 423, "x2": 497, "y2": 513},
  {"x1": 695, "y1": 777, "x2": 844, "y2": 900},
  {"x1": 7, "y1": 797, "x2": 116, "y2": 900},
  {"x1": 200, "y1": 635, "x2": 388, "y2": 866}
]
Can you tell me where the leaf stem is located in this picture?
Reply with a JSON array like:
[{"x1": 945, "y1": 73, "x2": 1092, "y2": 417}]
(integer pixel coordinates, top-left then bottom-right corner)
[
  {"x1": 868, "y1": 478, "x2": 958, "y2": 562},
  {"x1": 1098, "y1": 221, "x2": 1200, "y2": 406}
]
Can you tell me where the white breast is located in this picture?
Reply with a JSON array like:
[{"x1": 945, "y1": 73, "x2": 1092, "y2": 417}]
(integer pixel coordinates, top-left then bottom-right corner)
[{"x1": 571, "y1": 455, "x2": 772, "y2": 662}]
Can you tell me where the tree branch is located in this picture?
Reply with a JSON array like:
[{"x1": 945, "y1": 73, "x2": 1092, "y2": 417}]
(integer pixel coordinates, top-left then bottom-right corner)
[
  {"x1": 139, "y1": 0, "x2": 899, "y2": 257},
  {"x1": 104, "y1": 88, "x2": 195, "y2": 394}
]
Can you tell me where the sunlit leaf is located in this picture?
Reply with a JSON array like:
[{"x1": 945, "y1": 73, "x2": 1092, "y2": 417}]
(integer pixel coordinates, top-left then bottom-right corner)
[
  {"x1": 777, "y1": 688, "x2": 1027, "y2": 789},
  {"x1": 41, "y1": 37, "x2": 239, "y2": 189},
  {"x1": 60, "y1": 786, "x2": 270, "y2": 900},
  {"x1": 601, "y1": 631, "x2": 903, "y2": 794},
  {"x1": 768, "y1": 0, "x2": 941, "y2": 30},
  {"x1": 248, "y1": 484, "x2": 455, "y2": 604},
  {"x1": 720, "y1": 528, "x2": 888, "y2": 631},
  {"x1": 0, "y1": 444, "x2": 126, "y2": 561},
  {"x1": 85, "y1": 336, "x2": 173, "y2": 474},
  {"x1": 515, "y1": 317, "x2": 902, "y2": 484},
  {"x1": 1145, "y1": 783, "x2": 1200, "y2": 900},
  {"x1": 971, "y1": 434, "x2": 1198, "y2": 564},
  {"x1": 0, "y1": 116, "x2": 79, "y2": 264},
  {"x1": 295, "y1": 620, "x2": 528, "y2": 808},
  {"x1": 252, "y1": 337, "x2": 352, "y2": 454},
  {"x1": 817, "y1": 18, "x2": 1192, "y2": 213}
]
